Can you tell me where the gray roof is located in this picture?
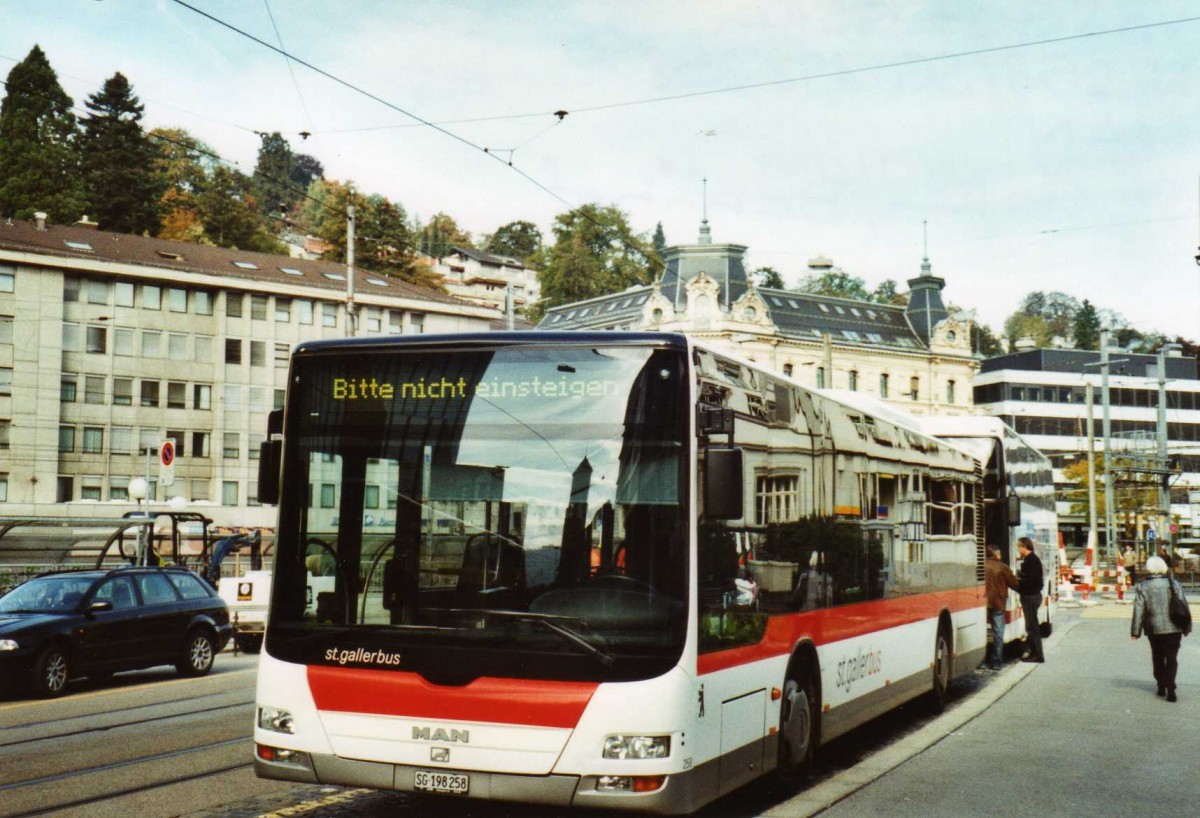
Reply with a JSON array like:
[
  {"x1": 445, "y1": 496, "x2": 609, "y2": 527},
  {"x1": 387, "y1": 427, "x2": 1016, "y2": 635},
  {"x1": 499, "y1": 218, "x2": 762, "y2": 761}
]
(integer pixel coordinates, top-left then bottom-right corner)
[
  {"x1": 758, "y1": 289, "x2": 928, "y2": 350},
  {"x1": 446, "y1": 245, "x2": 529, "y2": 269},
  {"x1": 539, "y1": 288, "x2": 653, "y2": 330},
  {"x1": 0, "y1": 218, "x2": 468, "y2": 307}
]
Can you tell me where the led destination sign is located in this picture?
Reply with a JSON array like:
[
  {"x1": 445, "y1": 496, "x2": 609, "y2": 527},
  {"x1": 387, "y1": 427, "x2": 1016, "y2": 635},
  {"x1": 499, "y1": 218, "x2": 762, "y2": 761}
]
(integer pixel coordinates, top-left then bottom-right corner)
[{"x1": 331, "y1": 374, "x2": 618, "y2": 401}]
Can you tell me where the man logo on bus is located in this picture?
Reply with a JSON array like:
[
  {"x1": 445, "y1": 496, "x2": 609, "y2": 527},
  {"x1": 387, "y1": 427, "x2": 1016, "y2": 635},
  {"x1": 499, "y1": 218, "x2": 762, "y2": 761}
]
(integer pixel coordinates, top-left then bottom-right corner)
[{"x1": 413, "y1": 726, "x2": 470, "y2": 743}]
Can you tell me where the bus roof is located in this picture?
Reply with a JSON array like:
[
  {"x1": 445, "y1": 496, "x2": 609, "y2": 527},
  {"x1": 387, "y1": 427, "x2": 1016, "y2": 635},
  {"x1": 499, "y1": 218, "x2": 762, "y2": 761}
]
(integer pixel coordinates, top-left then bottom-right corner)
[{"x1": 293, "y1": 330, "x2": 691, "y2": 355}]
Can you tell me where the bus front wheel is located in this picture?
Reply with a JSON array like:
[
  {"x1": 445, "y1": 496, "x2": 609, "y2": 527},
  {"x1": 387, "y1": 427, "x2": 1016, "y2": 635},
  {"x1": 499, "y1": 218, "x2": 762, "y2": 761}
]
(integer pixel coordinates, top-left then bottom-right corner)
[
  {"x1": 777, "y1": 668, "x2": 817, "y2": 780},
  {"x1": 928, "y1": 627, "x2": 951, "y2": 713}
]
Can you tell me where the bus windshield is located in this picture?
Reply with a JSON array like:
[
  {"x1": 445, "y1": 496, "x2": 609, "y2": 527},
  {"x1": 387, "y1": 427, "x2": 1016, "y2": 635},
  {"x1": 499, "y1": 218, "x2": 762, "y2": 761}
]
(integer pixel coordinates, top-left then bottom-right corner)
[{"x1": 267, "y1": 342, "x2": 690, "y2": 683}]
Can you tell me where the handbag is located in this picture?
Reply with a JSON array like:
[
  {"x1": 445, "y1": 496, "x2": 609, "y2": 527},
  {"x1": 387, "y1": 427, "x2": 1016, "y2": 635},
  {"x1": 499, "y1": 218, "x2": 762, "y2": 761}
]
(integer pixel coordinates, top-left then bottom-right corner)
[{"x1": 1167, "y1": 579, "x2": 1192, "y2": 632}]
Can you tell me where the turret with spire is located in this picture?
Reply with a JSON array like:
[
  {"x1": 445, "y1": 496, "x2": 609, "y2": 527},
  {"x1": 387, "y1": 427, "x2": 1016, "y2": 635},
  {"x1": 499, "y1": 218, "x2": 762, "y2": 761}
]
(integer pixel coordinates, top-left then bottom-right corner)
[{"x1": 905, "y1": 221, "x2": 948, "y2": 346}]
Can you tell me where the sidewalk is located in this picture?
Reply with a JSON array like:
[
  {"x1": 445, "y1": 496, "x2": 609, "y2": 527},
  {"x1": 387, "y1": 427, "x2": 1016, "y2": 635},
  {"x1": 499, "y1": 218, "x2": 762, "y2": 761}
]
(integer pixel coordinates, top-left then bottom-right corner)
[{"x1": 767, "y1": 598, "x2": 1199, "y2": 817}]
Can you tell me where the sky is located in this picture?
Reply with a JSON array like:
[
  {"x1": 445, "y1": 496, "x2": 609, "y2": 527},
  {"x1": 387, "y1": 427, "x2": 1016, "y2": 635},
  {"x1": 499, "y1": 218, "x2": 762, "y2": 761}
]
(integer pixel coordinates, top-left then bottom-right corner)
[{"x1": 3, "y1": 1, "x2": 1200, "y2": 340}]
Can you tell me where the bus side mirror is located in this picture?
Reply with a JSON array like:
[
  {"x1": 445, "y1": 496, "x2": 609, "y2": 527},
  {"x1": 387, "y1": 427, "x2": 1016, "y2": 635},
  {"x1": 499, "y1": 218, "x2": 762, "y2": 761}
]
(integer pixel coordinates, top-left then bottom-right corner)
[
  {"x1": 705, "y1": 447, "x2": 744, "y2": 520},
  {"x1": 258, "y1": 439, "x2": 282, "y2": 506},
  {"x1": 1007, "y1": 494, "x2": 1021, "y2": 527}
]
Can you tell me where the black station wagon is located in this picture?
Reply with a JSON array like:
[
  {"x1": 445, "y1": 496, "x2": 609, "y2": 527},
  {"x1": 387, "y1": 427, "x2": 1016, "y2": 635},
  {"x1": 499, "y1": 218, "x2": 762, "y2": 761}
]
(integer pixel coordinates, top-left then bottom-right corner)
[{"x1": 0, "y1": 566, "x2": 232, "y2": 697}]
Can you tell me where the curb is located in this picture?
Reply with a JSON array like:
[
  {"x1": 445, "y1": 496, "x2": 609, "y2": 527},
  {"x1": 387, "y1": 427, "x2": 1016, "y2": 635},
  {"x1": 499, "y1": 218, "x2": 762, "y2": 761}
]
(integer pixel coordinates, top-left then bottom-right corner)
[{"x1": 759, "y1": 616, "x2": 1082, "y2": 818}]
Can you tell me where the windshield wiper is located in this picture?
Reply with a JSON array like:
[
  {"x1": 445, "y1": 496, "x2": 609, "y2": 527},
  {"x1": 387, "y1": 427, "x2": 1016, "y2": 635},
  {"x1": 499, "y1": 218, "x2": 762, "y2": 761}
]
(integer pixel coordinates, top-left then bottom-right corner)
[{"x1": 445, "y1": 608, "x2": 615, "y2": 667}]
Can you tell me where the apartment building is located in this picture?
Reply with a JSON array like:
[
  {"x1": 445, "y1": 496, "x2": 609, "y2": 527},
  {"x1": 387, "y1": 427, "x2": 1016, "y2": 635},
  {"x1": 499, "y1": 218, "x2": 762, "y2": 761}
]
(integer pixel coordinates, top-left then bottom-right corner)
[{"x1": 0, "y1": 217, "x2": 497, "y2": 527}]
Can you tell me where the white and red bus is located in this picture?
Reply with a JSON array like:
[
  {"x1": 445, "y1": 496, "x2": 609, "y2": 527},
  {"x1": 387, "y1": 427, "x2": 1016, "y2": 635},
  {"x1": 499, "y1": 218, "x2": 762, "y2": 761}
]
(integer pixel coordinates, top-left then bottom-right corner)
[{"x1": 252, "y1": 332, "x2": 986, "y2": 814}]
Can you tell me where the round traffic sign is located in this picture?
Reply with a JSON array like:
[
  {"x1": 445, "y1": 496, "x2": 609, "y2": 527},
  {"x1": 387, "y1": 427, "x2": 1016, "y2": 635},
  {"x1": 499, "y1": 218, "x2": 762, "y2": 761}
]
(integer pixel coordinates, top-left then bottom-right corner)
[{"x1": 161, "y1": 440, "x2": 175, "y2": 467}]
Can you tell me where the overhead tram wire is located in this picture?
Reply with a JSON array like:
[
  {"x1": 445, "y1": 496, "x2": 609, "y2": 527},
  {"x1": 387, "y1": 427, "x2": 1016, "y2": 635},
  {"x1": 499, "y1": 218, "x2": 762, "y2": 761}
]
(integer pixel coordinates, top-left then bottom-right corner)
[{"x1": 167, "y1": 0, "x2": 665, "y2": 278}]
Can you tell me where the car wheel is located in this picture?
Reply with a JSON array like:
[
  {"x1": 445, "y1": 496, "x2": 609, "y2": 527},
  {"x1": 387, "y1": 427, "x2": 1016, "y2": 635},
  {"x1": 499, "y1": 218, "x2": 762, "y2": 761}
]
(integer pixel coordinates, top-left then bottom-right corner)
[
  {"x1": 177, "y1": 629, "x2": 215, "y2": 677},
  {"x1": 32, "y1": 644, "x2": 71, "y2": 698}
]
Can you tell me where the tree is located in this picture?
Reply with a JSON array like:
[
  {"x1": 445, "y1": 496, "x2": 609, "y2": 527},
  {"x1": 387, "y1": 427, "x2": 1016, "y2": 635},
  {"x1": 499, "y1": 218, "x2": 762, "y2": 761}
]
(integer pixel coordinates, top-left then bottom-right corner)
[
  {"x1": 197, "y1": 165, "x2": 281, "y2": 252},
  {"x1": 1062, "y1": 454, "x2": 1108, "y2": 518},
  {"x1": 79, "y1": 72, "x2": 163, "y2": 234},
  {"x1": 0, "y1": 45, "x2": 86, "y2": 221},
  {"x1": 872, "y1": 279, "x2": 904, "y2": 305},
  {"x1": 651, "y1": 221, "x2": 667, "y2": 262},
  {"x1": 971, "y1": 322, "x2": 1003, "y2": 356},
  {"x1": 419, "y1": 212, "x2": 473, "y2": 258},
  {"x1": 752, "y1": 266, "x2": 784, "y2": 288},
  {"x1": 532, "y1": 203, "x2": 652, "y2": 321},
  {"x1": 795, "y1": 268, "x2": 871, "y2": 301},
  {"x1": 1072, "y1": 299, "x2": 1101, "y2": 350},
  {"x1": 252, "y1": 131, "x2": 297, "y2": 222},
  {"x1": 486, "y1": 220, "x2": 543, "y2": 261},
  {"x1": 1003, "y1": 291, "x2": 1079, "y2": 348}
]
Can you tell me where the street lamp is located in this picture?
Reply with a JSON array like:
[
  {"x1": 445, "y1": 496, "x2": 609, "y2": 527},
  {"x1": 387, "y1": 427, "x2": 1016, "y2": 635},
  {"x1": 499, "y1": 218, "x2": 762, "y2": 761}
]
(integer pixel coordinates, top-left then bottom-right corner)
[{"x1": 129, "y1": 477, "x2": 150, "y2": 566}]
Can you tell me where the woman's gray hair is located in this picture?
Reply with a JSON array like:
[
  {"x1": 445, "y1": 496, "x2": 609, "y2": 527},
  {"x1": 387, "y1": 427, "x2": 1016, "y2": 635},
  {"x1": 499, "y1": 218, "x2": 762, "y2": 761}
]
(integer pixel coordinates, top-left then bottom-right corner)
[{"x1": 1144, "y1": 555, "x2": 1169, "y2": 575}]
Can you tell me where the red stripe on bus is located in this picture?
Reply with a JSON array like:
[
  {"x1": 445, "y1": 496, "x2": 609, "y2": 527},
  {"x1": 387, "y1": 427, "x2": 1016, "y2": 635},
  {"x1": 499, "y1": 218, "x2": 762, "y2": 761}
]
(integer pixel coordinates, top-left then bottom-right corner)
[
  {"x1": 697, "y1": 586, "x2": 982, "y2": 675},
  {"x1": 307, "y1": 667, "x2": 598, "y2": 727}
]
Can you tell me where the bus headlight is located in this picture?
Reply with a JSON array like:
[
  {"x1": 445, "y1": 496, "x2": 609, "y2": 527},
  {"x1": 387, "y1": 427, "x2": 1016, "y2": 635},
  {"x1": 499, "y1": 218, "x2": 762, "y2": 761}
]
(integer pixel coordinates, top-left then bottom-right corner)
[
  {"x1": 603, "y1": 734, "x2": 670, "y2": 759},
  {"x1": 0, "y1": 639, "x2": 18, "y2": 652},
  {"x1": 258, "y1": 706, "x2": 295, "y2": 734}
]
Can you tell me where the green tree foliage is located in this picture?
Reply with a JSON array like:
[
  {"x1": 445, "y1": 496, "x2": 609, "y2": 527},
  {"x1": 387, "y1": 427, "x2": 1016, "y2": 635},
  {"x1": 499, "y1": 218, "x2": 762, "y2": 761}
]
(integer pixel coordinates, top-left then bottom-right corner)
[
  {"x1": 1072, "y1": 299, "x2": 1101, "y2": 350},
  {"x1": 652, "y1": 221, "x2": 667, "y2": 262},
  {"x1": 0, "y1": 45, "x2": 86, "y2": 221},
  {"x1": 795, "y1": 268, "x2": 871, "y2": 301},
  {"x1": 1062, "y1": 454, "x2": 1108, "y2": 518},
  {"x1": 252, "y1": 131, "x2": 297, "y2": 220},
  {"x1": 485, "y1": 220, "x2": 543, "y2": 261},
  {"x1": 532, "y1": 203, "x2": 652, "y2": 321},
  {"x1": 872, "y1": 278, "x2": 904, "y2": 305},
  {"x1": 971, "y1": 322, "x2": 1003, "y2": 356},
  {"x1": 752, "y1": 265, "x2": 784, "y2": 288},
  {"x1": 1003, "y1": 291, "x2": 1079, "y2": 348},
  {"x1": 196, "y1": 165, "x2": 282, "y2": 252},
  {"x1": 150, "y1": 127, "x2": 217, "y2": 242},
  {"x1": 79, "y1": 72, "x2": 162, "y2": 234},
  {"x1": 418, "y1": 212, "x2": 473, "y2": 258}
]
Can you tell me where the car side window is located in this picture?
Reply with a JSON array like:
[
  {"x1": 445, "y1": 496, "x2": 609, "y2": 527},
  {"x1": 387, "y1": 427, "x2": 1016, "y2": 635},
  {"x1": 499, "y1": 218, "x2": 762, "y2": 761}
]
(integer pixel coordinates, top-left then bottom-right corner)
[
  {"x1": 94, "y1": 576, "x2": 139, "y2": 610},
  {"x1": 167, "y1": 572, "x2": 213, "y2": 600},
  {"x1": 136, "y1": 573, "x2": 179, "y2": 605}
]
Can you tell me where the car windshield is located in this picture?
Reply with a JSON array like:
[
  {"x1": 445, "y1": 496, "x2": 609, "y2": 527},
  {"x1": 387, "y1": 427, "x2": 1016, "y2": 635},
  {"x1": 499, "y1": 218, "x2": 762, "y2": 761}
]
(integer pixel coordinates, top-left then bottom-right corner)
[
  {"x1": 0, "y1": 575, "x2": 96, "y2": 613},
  {"x1": 267, "y1": 342, "x2": 690, "y2": 683}
]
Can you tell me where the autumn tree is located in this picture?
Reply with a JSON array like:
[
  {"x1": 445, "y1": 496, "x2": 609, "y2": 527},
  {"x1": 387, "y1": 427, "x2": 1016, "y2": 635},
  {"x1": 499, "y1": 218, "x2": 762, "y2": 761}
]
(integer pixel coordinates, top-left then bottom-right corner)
[
  {"x1": 418, "y1": 212, "x2": 473, "y2": 258},
  {"x1": 532, "y1": 203, "x2": 652, "y2": 321},
  {"x1": 79, "y1": 72, "x2": 162, "y2": 234},
  {"x1": 0, "y1": 45, "x2": 86, "y2": 221},
  {"x1": 149, "y1": 127, "x2": 217, "y2": 242}
]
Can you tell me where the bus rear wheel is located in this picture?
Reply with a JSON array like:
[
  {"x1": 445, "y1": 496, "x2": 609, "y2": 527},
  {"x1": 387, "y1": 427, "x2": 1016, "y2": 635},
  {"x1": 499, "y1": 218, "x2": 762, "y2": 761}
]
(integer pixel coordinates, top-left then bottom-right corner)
[
  {"x1": 777, "y1": 669, "x2": 816, "y2": 780},
  {"x1": 928, "y1": 627, "x2": 951, "y2": 713}
]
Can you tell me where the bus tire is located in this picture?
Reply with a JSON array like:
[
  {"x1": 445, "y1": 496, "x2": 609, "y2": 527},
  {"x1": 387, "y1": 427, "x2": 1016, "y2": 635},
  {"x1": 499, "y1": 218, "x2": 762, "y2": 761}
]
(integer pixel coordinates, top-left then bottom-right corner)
[
  {"x1": 928, "y1": 625, "x2": 952, "y2": 714},
  {"x1": 777, "y1": 665, "x2": 817, "y2": 781}
]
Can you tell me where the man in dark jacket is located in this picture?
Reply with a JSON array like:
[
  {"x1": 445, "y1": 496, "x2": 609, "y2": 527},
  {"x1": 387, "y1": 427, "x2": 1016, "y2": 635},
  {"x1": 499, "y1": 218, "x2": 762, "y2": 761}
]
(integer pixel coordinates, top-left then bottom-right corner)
[{"x1": 1016, "y1": 537, "x2": 1045, "y2": 662}]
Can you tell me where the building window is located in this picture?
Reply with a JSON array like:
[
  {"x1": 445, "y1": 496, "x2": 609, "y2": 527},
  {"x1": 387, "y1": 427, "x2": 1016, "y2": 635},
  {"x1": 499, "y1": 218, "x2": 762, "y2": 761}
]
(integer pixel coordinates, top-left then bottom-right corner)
[
  {"x1": 251, "y1": 295, "x2": 268, "y2": 320},
  {"x1": 82, "y1": 426, "x2": 104, "y2": 454},
  {"x1": 62, "y1": 322, "x2": 81, "y2": 352},
  {"x1": 0, "y1": 474, "x2": 7, "y2": 502},
  {"x1": 249, "y1": 433, "x2": 264, "y2": 460},
  {"x1": 168, "y1": 333, "x2": 187, "y2": 360},
  {"x1": 755, "y1": 474, "x2": 800, "y2": 525},
  {"x1": 297, "y1": 300, "x2": 313, "y2": 325},
  {"x1": 84, "y1": 375, "x2": 105, "y2": 404},
  {"x1": 816, "y1": 367, "x2": 825, "y2": 389},
  {"x1": 142, "y1": 284, "x2": 161, "y2": 310},
  {"x1": 194, "y1": 335, "x2": 212, "y2": 362},
  {"x1": 113, "y1": 378, "x2": 133, "y2": 406},
  {"x1": 109, "y1": 476, "x2": 130, "y2": 501},
  {"x1": 81, "y1": 475, "x2": 103, "y2": 501},
  {"x1": 85, "y1": 279, "x2": 109, "y2": 305},
  {"x1": 114, "y1": 328, "x2": 134, "y2": 356},
  {"x1": 946, "y1": 380, "x2": 956, "y2": 404},
  {"x1": 224, "y1": 384, "x2": 242, "y2": 410},
  {"x1": 364, "y1": 485, "x2": 380, "y2": 509},
  {"x1": 0, "y1": 368, "x2": 11, "y2": 397},
  {"x1": 275, "y1": 298, "x2": 291, "y2": 322},
  {"x1": 59, "y1": 426, "x2": 75, "y2": 453},
  {"x1": 222, "y1": 481, "x2": 239, "y2": 506},
  {"x1": 115, "y1": 281, "x2": 135, "y2": 306},
  {"x1": 274, "y1": 343, "x2": 289, "y2": 365},
  {"x1": 194, "y1": 384, "x2": 212, "y2": 410},
  {"x1": 880, "y1": 373, "x2": 889, "y2": 398},
  {"x1": 167, "y1": 381, "x2": 187, "y2": 409},
  {"x1": 138, "y1": 428, "x2": 159, "y2": 456},
  {"x1": 141, "y1": 380, "x2": 160, "y2": 407},
  {"x1": 411, "y1": 313, "x2": 425, "y2": 333},
  {"x1": 168, "y1": 287, "x2": 188, "y2": 312},
  {"x1": 195, "y1": 290, "x2": 213, "y2": 315},
  {"x1": 86, "y1": 325, "x2": 107, "y2": 354},
  {"x1": 389, "y1": 310, "x2": 403, "y2": 333},
  {"x1": 848, "y1": 370, "x2": 858, "y2": 391},
  {"x1": 223, "y1": 432, "x2": 240, "y2": 459},
  {"x1": 909, "y1": 377, "x2": 920, "y2": 401},
  {"x1": 274, "y1": 388, "x2": 285, "y2": 410},
  {"x1": 191, "y1": 431, "x2": 210, "y2": 458},
  {"x1": 63, "y1": 277, "x2": 81, "y2": 302},
  {"x1": 111, "y1": 426, "x2": 132, "y2": 454},
  {"x1": 0, "y1": 315, "x2": 12, "y2": 345},
  {"x1": 0, "y1": 420, "x2": 10, "y2": 450},
  {"x1": 366, "y1": 308, "x2": 381, "y2": 332},
  {"x1": 0, "y1": 267, "x2": 12, "y2": 293},
  {"x1": 321, "y1": 303, "x2": 338, "y2": 327},
  {"x1": 249, "y1": 387, "x2": 266, "y2": 413},
  {"x1": 56, "y1": 476, "x2": 73, "y2": 503},
  {"x1": 61, "y1": 374, "x2": 77, "y2": 402},
  {"x1": 191, "y1": 479, "x2": 211, "y2": 502},
  {"x1": 166, "y1": 431, "x2": 185, "y2": 457},
  {"x1": 225, "y1": 338, "x2": 242, "y2": 365},
  {"x1": 141, "y1": 330, "x2": 162, "y2": 357},
  {"x1": 320, "y1": 483, "x2": 335, "y2": 508},
  {"x1": 782, "y1": 363, "x2": 793, "y2": 377},
  {"x1": 226, "y1": 292, "x2": 243, "y2": 317},
  {"x1": 250, "y1": 340, "x2": 265, "y2": 367}
]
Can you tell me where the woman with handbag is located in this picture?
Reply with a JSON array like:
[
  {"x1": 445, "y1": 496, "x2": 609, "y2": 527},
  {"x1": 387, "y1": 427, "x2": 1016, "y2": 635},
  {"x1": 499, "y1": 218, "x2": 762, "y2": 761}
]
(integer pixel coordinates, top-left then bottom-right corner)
[{"x1": 1131, "y1": 555, "x2": 1192, "y2": 702}]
